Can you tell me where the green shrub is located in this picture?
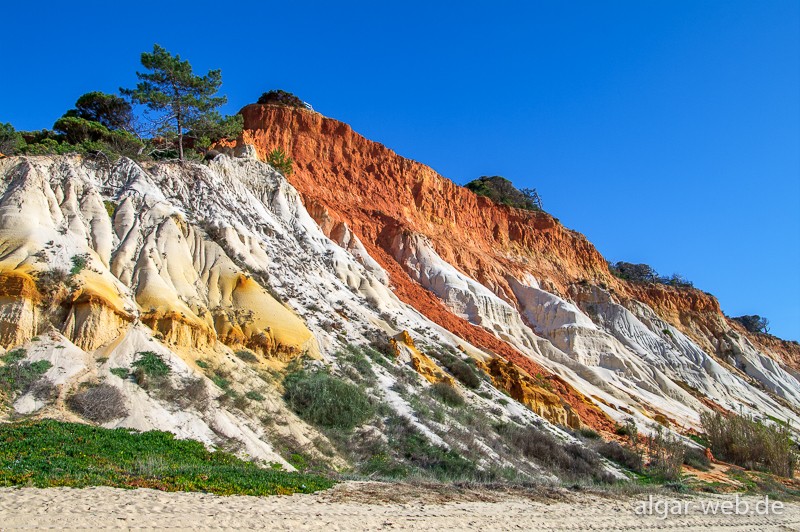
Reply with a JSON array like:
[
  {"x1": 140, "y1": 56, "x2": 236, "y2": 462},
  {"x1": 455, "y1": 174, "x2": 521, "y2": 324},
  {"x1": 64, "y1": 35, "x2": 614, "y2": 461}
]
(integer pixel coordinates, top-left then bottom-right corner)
[
  {"x1": 0, "y1": 349, "x2": 52, "y2": 400},
  {"x1": 245, "y1": 390, "x2": 265, "y2": 402},
  {"x1": 132, "y1": 352, "x2": 170, "y2": 388},
  {"x1": 257, "y1": 90, "x2": 306, "y2": 108},
  {"x1": 234, "y1": 349, "x2": 259, "y2": 363},
  {"x1": 132, "y1": 351, "x2": 170, "y2": 378},
  {"x1": 103, "y1": 201, "x2": 117, "y2": 218},
  {"x1": 429, "y1": 381, "x2": 465, "y2": 407},
  {"x1": 266, "y1": 148, "x2": 293, "y2": 176},
  {"x1": 0, "y1": 123, "x2": 24, "y2": 155},
  {"x1": 0, "y1": 419, "x2": 333, "y2": 495},
  {"x1": 430, "y1": 350, "x2": 481, "y2": 389},
  {"x1": 70, "y1": 254, "x2": 88, "y2": 275},
  {"x1": 464, "y1": 176, "x2": 543, "y2": 211},
  {"x1": 283, "y1": 370, "x2": 373, "y2": 431},
  {"x1": 499, "y1": 423, "x2": 610, "y2": 482},
  {"x1": 339, "y1": 345, "x2": 376, "y2": 383},
  {"x1": 578, "y1": 427, "x2": 601, "y2": 440},
  {"x1": 211, "y1": 374, "x2": 230, "y2": 390},
  {"x1": 615, "y1": 418, "x2": 638, "y2": 442},
  {"x1": 110, "y1": 367, "x2": 129, "y2": 379},
  {"x1": 701, "y1": 411, "x2": 797, "y2": 477},
  {"x1": 683, "y1": 446, "x2": 711, "y2": 471},
  {"x1": 645, "y1": 426, "x2": 685, "y2": 481}
]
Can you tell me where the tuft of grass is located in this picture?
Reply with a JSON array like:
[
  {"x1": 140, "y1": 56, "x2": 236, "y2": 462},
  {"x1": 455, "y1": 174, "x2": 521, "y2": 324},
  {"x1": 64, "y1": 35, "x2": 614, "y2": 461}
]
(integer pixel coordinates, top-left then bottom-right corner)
[
  {"x1": 234, "y1": 350, "x2": 259, "y2": 363},
  {"x1": 132, "y1": 351, "x2": 170, "y2": 382},
  {"x1": 245, "y1": 390, "x2": 265, "y2": 402},
  {"x1": 69, "y1": 254, "x2": 88, "y2": 276},
  {"x1": 196, "y1": 360, "x2": 210, "y2": 369},
  {"x1": 103, "y1": 200, "x2": 117, "y2": 218},
  {"x1": 0, "y1": 420, "x2": 333, "y2": 495},
  {"x1": 430, "y1": 350, "x2": 481, "y2": 389},
  {"x1": 110, "y1": 367, "x2": 129, "y2": 379},
  {"x1": 429, "y1": 381, "x2": 465, "y2": 407}
]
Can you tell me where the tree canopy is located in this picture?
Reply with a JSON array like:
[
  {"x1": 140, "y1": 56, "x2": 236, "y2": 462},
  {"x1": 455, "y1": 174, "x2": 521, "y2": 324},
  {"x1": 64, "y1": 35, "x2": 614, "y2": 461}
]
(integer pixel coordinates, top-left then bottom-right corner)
[
  {"x1": 732, "y1": 315, "x2": 770, "y2": 335},
  {"x1": 121, "y1": 44, "x2": 235, "y2": 160},
  {"x1": 64, "y1": 92, "x2": 133, "y2": 131},
  {"x1": 257, "y1": 90, "x2": 306, "y2": 108},
  {"x1": 464, "y1": 176, "x2": 543, "y2": 211}
]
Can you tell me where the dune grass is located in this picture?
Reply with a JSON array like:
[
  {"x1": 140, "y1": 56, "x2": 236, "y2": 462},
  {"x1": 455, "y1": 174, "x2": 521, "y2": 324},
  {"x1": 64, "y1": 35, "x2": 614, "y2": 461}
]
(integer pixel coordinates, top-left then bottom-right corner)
[{"x1": 0, "y1": 420, "x2": 334, "y2": 495}]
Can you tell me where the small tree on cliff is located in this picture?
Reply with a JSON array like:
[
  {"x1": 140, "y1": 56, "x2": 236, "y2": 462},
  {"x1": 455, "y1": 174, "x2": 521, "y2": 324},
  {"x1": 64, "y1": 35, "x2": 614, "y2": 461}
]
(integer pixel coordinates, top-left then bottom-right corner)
[
  {"x1": 267, "y1": 148, "x2": 293, "y2": 176},
  {"x1": 121, "y1": 44, "x2": 229, "y2": 160}
]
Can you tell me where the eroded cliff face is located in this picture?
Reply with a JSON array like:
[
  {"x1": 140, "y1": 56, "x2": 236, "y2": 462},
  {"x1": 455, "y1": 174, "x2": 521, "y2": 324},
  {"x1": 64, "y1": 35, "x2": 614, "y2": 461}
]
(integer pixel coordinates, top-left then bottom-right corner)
[
  {"x1": 1, "y1": 103, "x2": 798, "y2": 480},
  {"x1": 228, "y1": 104, "x2": 800, "y2": 434}
]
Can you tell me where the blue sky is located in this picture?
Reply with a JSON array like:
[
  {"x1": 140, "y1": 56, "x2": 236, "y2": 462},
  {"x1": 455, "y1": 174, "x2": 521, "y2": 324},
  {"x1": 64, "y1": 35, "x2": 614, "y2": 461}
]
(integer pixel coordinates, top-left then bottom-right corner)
[{"x1": 2, "y1": 1, "x2": 798, "y2": 339}]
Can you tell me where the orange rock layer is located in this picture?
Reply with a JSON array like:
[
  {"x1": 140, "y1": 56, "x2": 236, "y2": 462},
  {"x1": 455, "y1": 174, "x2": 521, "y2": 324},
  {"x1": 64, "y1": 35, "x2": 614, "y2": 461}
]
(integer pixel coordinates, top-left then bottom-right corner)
[{"x1": 230, "y1": 104, "x2": 789, "y2": 428}]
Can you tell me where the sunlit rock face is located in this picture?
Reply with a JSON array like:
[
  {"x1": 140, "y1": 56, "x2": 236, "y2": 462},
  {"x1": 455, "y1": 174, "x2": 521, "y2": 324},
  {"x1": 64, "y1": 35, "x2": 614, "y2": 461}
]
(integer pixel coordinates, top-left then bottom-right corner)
[{"x1": 0, "y1": 104, "x2": 797, "y2": 477}]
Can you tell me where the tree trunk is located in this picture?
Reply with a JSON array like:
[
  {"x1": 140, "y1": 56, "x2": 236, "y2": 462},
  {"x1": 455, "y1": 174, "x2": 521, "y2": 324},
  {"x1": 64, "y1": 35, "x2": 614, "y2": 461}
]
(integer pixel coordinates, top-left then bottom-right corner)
[{"x1": 177, "y1": 113, "x2": 184, "y2": 161}]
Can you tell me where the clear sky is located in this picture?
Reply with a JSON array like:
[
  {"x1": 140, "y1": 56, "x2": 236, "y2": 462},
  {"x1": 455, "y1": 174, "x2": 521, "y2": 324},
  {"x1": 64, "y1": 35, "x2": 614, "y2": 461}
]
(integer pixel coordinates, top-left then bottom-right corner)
[{"x1": 2, "y1": 1, "x2": 798, "y2": 339}]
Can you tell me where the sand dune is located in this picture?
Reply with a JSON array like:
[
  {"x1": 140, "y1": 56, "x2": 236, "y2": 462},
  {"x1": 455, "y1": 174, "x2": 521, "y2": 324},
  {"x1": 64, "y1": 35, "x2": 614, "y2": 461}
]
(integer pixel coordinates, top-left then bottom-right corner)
[{"x1": 1, "y1": 482, "x2": 799, "y2": 531}]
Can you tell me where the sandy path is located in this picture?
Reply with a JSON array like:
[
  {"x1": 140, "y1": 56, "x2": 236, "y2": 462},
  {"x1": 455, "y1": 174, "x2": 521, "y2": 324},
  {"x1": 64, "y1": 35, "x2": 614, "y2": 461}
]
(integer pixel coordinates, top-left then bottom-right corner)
[{"x1": 1, "y1": 482, "x2": 799, "y2": 531}]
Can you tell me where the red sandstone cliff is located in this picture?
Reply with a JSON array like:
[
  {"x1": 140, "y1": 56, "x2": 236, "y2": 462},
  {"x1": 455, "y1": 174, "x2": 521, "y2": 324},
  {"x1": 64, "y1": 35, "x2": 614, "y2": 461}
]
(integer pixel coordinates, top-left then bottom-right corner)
[{"x1": 228, "y1": 104, "x2": 796, "y2": 405}]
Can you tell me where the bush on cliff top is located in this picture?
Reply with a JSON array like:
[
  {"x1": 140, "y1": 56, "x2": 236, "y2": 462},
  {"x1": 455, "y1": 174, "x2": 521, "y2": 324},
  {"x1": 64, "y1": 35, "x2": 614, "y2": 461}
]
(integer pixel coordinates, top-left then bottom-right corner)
[
  {"x1": 257, "y1": 89, "x2": 306, "y2": 108},
  {"x1": 464, "y1": 176, "x2": 543, "y2": 211},
  {"x1": 608, "y1": 261, "x2": 694, "y2": 289}
]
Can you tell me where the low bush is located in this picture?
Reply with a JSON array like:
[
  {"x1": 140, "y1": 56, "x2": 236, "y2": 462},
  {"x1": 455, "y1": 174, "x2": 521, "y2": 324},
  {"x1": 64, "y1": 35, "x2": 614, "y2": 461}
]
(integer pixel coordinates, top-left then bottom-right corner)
[
  {"x1": 683, "y1": 446, "x2": 711, "y2": 471},
  {"x1": 597, "y1": 441, "x2": 644, "y2": 473},
  {"x1": 502, "y1": 424, "x2": 609, "y2": 482},
  {"x1": 429, "y1": 381, "x2": 465, "y2": 407},
  {"x1": 234, "y1": 349, "x2": 259, "y2": 363},
  {"x1": 266, "y1": 148, "x2": 293, "y2": 176},
  {"x1": 701, "y1": 411, "x2": 797, "y2": 477},
  {"x1": 132, "y1": 351, "x2": 170, "y2": 386},
  {"x1": 0, "y1": 420, "x2": 333, "y2": 495},
  {"x1": 430, "y1": 350, "x2": 481, "y2": 389},
  {"x1": 257, "y1": 90, "x2": 306, "y2": 108},
  {"x1": 464, "y1": 176, "x2": 543, "y2": 211},
  {"x1": 0, "y1": 349, "x2": 52, "y2": 400},
  {"x1": 245, "y1": 390, "x2": 265, "y2": 402},
  {"x1": 615, "y1": 418, "x2": 638, "y2": 443},
  {"x1": 70, "y1": 254, "x2": 87, "y2": 275},
  {"x1": 339, "y1": 345, "x2": 376, "y2": 383},
  {"x1": 283, "y1": 370, "x2": 373, "y2": 431},
  {"x1": 67, "y1": 384, "x2": 128, "y2": 423},
  {"x1": 29, "y1": 379, "x2": 58, "y2": 402},
  {"x1": 645, "y1": 426, "x2": 685, "y2": 481}
]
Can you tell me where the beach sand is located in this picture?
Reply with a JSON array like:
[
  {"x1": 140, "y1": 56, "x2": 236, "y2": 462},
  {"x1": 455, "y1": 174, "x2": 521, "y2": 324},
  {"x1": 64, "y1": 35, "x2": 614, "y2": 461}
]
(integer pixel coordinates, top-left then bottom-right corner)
[{"x1": 1, "y1": 481, "x2": 799, "y2": 531}]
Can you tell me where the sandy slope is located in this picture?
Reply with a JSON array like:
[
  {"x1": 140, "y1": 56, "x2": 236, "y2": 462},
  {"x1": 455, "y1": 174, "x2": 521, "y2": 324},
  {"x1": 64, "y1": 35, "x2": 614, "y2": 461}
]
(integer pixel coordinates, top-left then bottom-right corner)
[{"x1": 1, "y1": 482, "x2": 799, "y2": 531}]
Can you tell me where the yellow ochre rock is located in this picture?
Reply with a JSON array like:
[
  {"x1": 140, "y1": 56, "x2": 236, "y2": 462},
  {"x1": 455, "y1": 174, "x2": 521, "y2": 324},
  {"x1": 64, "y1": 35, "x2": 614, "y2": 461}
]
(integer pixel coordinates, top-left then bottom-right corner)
[
  {"x1": 391, "y1": 330, "x2": 453, "y2": 385},
  {"x1": 485, "y1": 357, "x2": 581, "y2": 428}
]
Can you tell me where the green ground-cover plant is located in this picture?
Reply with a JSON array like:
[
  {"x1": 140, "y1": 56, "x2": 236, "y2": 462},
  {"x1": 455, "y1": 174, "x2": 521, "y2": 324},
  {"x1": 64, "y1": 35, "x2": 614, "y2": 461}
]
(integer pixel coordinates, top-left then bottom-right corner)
[
  {"x1": 0, "y1": 420, "x2": 333, "y2": 495},
  {"x1": 132, "y1": 351, "x2": 170, "y2": 379},
  {"x1": 0, "y1": 349, "x2": 52, "y2": 401}
]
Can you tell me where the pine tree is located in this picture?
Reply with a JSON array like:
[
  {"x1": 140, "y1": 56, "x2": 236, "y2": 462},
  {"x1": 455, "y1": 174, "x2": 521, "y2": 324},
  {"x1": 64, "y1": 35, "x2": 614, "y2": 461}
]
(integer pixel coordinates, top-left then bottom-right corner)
[{"x1": 121, "y1": 44, "x2": 227, "y2": 160}]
